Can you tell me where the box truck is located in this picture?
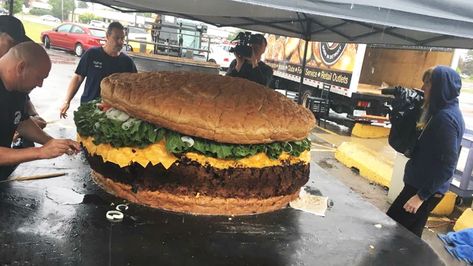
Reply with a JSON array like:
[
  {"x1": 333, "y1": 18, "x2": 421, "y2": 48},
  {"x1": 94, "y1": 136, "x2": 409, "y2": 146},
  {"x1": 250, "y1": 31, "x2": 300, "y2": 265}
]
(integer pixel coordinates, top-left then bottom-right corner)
[{"x1": 265, "y1": 34, "x2": 458, "y2": 124}]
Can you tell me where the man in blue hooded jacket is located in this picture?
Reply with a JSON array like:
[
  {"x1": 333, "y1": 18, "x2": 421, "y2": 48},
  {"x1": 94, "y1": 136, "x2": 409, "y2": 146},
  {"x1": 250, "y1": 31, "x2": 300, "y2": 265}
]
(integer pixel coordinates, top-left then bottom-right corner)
[{"x1": 387, "y1": 65, "x2": 465, "y2": 237}]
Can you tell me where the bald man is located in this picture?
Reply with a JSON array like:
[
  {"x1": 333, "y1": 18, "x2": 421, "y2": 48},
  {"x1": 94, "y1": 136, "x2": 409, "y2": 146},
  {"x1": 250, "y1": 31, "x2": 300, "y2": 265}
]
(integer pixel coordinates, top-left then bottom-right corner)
[
  {"x1": 0, "y1": 42, "x2": 81, "y2": 180},
  {"x1": 1, "y1": 15, "x2": 47, "y2": 149}
]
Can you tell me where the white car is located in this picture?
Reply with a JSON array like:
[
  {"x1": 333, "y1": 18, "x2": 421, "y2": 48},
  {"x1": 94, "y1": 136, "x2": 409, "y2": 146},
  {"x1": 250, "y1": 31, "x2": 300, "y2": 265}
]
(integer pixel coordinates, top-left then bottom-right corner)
[
  {"x1": 208, "y1": 44, "x2": 234, "y2": 70},
  {"x1": 89, "y1": 20, "x2": 108, "y2": 29},
  {"x1": 126, "y1": 26, "x2": 149, "y2": 41},
  {"x1": 40, "y1": 15, "x2": 61, "y2": 23}
]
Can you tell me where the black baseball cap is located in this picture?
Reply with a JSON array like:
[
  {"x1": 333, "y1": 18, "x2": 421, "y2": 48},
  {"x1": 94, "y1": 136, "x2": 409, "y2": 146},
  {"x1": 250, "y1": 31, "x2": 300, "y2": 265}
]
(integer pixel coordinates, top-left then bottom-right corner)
[{"x1": 0, "y1": 15, "x2": 32, "y2": 43}]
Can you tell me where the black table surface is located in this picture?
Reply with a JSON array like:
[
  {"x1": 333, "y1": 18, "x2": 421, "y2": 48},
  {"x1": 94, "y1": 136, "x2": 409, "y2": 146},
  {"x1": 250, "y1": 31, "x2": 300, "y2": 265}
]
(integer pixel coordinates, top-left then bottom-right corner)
[{"x1": 0, "y1": 151, "x2": 444, "y2": 266}]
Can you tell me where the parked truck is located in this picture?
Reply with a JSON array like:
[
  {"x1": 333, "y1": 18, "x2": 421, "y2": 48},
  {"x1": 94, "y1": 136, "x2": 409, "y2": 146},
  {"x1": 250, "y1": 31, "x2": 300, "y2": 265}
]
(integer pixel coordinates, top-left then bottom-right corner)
[
  {"x1": 264, "y1": 34, "x2": 458, "y2": 124},
  {"x1": 125, "y1": 15, "x2": 219, "y2": 75}
]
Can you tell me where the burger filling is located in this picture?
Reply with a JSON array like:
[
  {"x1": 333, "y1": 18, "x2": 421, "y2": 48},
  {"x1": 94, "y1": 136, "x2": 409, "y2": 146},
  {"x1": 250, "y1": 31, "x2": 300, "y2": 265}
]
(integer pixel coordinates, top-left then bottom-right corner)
[{"x1": 74, "y1": 100, "x2": 311, "y2": 169}]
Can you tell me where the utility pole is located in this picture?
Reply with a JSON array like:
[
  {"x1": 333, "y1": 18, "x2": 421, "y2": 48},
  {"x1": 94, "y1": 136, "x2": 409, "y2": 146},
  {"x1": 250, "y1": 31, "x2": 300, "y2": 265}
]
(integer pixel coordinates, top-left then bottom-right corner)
[
  {"x1": 8, "y1": 0, "x2": 13, "y2": 15},
  {"x1": 61, "y1": 0, "x2": 64, "y2": 21}
]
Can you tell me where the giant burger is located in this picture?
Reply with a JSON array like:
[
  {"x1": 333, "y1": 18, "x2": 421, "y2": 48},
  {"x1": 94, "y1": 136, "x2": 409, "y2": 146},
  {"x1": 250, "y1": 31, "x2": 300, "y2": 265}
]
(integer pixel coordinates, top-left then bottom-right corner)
[{"x1": 74, "y1": 72, "x2": 315, "y2": 215}]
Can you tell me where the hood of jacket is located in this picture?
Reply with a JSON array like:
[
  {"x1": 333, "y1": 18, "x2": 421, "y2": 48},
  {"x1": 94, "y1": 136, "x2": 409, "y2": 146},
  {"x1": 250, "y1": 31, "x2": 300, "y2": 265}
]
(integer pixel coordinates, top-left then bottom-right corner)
[{"x1": 429, "y1": 66, "x2": 461, "y2": 114}]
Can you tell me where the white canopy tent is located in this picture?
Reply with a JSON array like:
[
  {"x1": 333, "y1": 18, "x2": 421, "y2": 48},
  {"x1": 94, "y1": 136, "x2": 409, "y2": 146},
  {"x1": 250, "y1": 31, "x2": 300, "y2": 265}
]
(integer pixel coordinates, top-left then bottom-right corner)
[
  {"x1": 86, "y1": 0, "x2": 473, "y2": 100},
  {"x1": 87, "y1": 0, "x2": 473, "y2": 48}
]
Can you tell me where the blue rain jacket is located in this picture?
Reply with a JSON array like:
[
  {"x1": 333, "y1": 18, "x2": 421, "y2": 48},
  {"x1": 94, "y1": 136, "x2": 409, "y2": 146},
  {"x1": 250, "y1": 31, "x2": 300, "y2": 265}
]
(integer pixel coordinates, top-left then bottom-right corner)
[{"x1": 404, "y1": 66, "x2": 465, "y2": 200}]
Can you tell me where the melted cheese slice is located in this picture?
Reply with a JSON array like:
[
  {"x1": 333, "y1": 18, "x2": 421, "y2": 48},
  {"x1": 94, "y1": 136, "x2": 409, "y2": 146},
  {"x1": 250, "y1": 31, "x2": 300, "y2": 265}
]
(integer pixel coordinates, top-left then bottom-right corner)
[{"x1": 78, "y1": 135, "x2": 310, "y2": 169}]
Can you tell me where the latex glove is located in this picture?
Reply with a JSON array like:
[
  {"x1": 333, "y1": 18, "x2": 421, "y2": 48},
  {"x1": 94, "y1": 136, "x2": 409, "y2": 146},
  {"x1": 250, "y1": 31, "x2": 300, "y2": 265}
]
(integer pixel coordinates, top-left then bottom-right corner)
[{"x1": 39, "y1": 139, "x2": 81, "y2": 159}]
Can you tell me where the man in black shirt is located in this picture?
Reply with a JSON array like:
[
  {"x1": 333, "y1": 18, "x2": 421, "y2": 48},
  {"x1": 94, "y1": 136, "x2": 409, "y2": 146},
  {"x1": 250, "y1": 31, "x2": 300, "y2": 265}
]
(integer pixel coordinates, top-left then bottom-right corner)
[
  {"x1": 0, "y1": 42, "x2": 81, "y2": 180},
  {"x1": 0, "y1": 15, "x2": 47, "y2": 148},
  {"x1": 59, "y1": 21, "x2": 137, "y2": 118},
  {"x1": 226, "y1": 33, "x2": 273, "y2": 86}
]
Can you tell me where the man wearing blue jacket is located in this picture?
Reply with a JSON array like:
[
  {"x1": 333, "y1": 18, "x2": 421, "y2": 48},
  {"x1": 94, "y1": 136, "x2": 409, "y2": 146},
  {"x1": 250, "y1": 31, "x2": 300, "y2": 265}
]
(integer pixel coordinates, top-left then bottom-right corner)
[{"x1": 387, "y1": 65, "x2": 465, "y2": 237}]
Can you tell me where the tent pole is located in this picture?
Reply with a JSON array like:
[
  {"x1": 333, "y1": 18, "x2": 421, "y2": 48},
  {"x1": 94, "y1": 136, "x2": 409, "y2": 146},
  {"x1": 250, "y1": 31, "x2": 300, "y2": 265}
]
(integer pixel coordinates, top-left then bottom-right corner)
[
  {"x1": 297, "y1": 20, "x2": 311, "y2": 104},
  {"x1": 9, "y1": 0, "x2": 14, "y2": 15}
]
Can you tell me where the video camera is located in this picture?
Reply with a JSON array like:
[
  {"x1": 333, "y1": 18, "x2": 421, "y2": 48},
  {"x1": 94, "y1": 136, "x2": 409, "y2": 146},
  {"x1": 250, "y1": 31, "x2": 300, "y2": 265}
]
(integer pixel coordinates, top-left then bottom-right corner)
[
  {"x1": 230, "y1": 32, "x2": 263, "y2": 58},
  {"x1": 382, "y1": 86, "x2": 425, "y2": 157},
  {"x1": 381, "y1": 86, "x2": 424, "y2": 113}
]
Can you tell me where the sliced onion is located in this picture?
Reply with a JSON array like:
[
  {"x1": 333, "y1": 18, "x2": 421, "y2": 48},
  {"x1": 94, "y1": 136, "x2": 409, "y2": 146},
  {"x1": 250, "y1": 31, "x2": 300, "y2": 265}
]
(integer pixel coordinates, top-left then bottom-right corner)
[
  {"x1": 285, "y1": 143, "x2": 293, "y2": 152},
  {"x1": 121, "y1": 118, "x2": 137, "y2": 130},
  {"x1": 106, "y1": 210, "x2": 124, "y2": 222},
  {"x1": 116, "y1": 112, "x2": 130, "y2": 122},
  {"x1": 181, "y1": 136, "x2": 194, "y2": 147},
  {"x1": 115, "y1": 204, "x2": 129, "y2": 212},
  {"x1": 105, "y1": 108, "x2": 130, "y2": 122},
  {"x1": 105, "y1": 108, "x2": 118, "y2": 119}
]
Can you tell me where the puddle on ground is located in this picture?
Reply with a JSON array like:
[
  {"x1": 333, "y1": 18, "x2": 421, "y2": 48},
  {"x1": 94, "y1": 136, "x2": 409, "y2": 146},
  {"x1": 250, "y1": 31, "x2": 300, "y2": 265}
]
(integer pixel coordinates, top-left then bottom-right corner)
[
  {"x1": 46, "y1": 187, "x2": 84, "y2": 205},
  {"x1": 303, "y1": 186, "x2": 323, "y2": 196},
  {"x1": 46, "y1": 187, "x2": 110, "y2": 206}
]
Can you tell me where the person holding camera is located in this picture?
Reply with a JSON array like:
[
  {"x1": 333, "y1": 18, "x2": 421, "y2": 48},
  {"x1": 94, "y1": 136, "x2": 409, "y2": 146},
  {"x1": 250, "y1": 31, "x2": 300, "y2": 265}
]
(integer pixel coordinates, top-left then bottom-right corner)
[
  {"x1": 226, "y1": 33, "x2": 273, "y2": 86},
  {"x1": 386, "y1": 66, "x2": 465, "y2": 237}
]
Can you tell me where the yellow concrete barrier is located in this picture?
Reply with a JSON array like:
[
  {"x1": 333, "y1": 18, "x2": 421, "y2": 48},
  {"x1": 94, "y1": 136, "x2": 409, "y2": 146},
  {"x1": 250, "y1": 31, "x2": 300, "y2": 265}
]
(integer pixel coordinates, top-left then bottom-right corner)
[
  {"x1": 351, "y1": 123, "x2": 390, "y2": 139},
  {"x1": 335, "y1": 142, "x2": 393, "y2": 187},
  {"x1": 432, "y1": 191, "x2": 457, "y2": 216},
  {"x1": 454, "y1": 208, "x2": 473, "y2": 231}
]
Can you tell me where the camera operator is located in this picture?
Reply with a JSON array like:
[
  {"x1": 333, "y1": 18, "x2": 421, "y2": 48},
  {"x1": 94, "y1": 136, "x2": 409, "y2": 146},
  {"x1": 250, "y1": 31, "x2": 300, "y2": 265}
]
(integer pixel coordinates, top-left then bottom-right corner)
[
  {"x1": 226, "y1": 33, "x2": 273, "y2": 86},
  {"x1": 386, "y1": 66, "x2": 464, "y2": 237}
]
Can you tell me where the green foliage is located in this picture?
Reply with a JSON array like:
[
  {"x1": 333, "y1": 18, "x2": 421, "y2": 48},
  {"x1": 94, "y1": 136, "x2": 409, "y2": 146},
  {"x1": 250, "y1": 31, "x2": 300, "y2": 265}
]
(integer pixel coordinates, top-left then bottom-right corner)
[
  {"x1": 4, "y1": 0, "x2": 22, "y2": 14},
  {"x1": 77, "y1": 1, "x2": 88, "y2": 8},
  {"x1": 227, "y1": 31, "x2": 238, "y2": 42},
  {"x1": 29, "y1": 7, "x2": 52, "y2": 16},
  {"x1": 459, "y1": 50, "x2": 473, "y2": 76},
  {"x1": 74, "y1": 100, "x2": 163, "y2": 148},
  {"x1": 48, "y1": 0, "x2": 75, "y2": 21},
  {"x1": 78, "y1": 12, "x2": 99, "y2": 24},
  {"x1": 74, "y1": 100, "x2": 311, "y2": 160}
]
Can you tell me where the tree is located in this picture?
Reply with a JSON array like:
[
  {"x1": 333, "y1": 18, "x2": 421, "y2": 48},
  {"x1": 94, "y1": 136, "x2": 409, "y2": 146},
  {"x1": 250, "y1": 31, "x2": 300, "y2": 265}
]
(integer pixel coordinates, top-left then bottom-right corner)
[
  {"x1": 77, "y1": 1, "x2": 88, "y2": 8},
  {"x1": 3, "y1": 0, "x2": 22, "y2": 15},
  {"x1": 227, "y1": 32, "x2": 238, "y2": 42},
  {"x1": 48, "y1": 0, "x2": 75, "y2": 21},
  {"x1": 460, "y1": 50, "x2": 473, "y2": 76},
  {"x1": 79, "y1": 13, "x2": 99, "y2": 24}
]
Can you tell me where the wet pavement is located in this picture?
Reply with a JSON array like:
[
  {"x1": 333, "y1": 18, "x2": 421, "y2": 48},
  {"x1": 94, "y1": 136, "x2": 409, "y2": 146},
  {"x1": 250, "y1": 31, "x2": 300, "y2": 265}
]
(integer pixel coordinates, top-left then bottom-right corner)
[
  {"x1": 0, "y1": 149, "x2": 444, "y2": 265},
  {"x1": 0, "y1": 50, "x2": 447, "y2": 265}
]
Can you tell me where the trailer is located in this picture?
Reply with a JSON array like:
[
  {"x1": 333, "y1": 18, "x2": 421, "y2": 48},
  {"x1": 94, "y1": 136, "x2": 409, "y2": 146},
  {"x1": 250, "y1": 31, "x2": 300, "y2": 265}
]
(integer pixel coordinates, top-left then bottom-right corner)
[
  {"x1": 128, "y1": 52, "x2": 219, "y2": 74},
  {"x1": 125, "y1": 15, "x2": 209, "y2": 59},
  {"x1": 265, "y1": 35, "x2": 457, "y2": 124},
  {"x1": 124, "y1": 15, "x2": 219, "y2": 75}
]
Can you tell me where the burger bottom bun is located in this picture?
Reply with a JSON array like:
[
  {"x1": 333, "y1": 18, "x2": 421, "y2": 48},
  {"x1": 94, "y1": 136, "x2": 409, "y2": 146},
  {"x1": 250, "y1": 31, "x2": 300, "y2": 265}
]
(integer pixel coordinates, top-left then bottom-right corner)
[{"x1": 92, "y1": 171, "x2": 300, "y2": 216}]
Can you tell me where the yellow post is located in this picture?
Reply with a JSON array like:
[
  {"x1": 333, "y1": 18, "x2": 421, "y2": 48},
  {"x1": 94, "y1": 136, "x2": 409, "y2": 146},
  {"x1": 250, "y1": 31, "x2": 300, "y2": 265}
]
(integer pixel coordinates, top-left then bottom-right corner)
[
  {"x1": 431, "y1": 191, "x2": 457, "y2": 216},
  {"x1": 351, "y1": 123, "x2": 390, "y2": 139},
  {"x1": 454, "y1": 208, "x2": 473, "y2": 231}
]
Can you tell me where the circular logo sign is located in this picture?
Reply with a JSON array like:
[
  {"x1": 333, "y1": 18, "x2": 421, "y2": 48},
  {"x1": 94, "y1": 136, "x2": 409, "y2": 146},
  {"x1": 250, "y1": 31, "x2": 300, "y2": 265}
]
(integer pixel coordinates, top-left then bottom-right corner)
[{"x1": 320, "y1": 43, "x2": 346, "y2": 66}]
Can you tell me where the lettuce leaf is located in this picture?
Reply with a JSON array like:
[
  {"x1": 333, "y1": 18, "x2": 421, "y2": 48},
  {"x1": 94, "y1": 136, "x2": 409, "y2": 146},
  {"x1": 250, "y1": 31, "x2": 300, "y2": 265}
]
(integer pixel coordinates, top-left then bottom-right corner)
[{"x1": 74, "y1": 100, "x2": 311, "y2": 160}]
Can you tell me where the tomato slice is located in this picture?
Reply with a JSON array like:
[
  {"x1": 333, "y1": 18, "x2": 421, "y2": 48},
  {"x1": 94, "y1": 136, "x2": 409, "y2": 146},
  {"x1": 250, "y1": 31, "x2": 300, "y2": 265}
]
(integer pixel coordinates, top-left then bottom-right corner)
[
  {"x1": 97, "y1": 102, "x2": 112, "y2": 112},
  {"x1": 101, "y1": 103, "x2": 112, "y2": 112}
]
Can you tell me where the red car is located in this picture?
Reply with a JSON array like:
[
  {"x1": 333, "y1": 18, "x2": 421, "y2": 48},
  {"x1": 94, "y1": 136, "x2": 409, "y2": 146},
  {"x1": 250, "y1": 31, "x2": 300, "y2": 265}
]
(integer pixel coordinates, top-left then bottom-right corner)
[{"x1": 41, "y1": 23, "x2": 106, "y2": 57}]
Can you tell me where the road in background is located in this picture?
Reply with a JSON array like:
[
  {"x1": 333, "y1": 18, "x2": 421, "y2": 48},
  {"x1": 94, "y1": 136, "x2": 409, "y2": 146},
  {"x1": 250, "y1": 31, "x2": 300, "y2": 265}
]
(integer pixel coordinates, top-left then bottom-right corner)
[{"x1": 460, "y1": 81, "x2": 473, "y2": 130}]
